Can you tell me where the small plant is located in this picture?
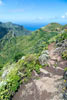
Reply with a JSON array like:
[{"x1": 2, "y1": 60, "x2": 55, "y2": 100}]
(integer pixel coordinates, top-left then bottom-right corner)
[
  {"x1": 14, "y1": 53, "x2": 24, "y2": 62},
  {"x1": 62, "y1": 51, "x2": 67, "y2": 60},
  {"x1": 44, "y1": 63, "x2": 49, "y2": 67},
  {"x1": 0, "y1": 64, "x2": 3, "y2": 70},
  {"x1": 64, "y1": 67, "x2": 67, "y2": 72},
  {"x1": 54, "y1": 63, "x2": 57, "y2": 68},
  {"x1": 36, "y1": 77, "x2": 40, "y2": 80},
  {"x1": 34, "y1": 64, "x2": 41, "y2": 74}
]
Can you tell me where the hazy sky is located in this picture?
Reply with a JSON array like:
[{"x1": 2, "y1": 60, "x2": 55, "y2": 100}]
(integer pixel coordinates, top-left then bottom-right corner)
[{"x1": 0, "y1": 0, "x2": 67, "y2": 23}]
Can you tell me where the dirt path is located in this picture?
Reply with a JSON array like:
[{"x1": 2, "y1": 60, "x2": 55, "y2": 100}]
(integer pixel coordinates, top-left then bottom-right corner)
[{"x1": 12, "y1": 43, "x2": 67, "y2": 100}]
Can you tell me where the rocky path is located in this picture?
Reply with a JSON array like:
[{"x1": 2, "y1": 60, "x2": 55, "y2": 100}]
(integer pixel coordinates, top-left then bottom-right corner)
[{"x1": 12, "y1": 43, "x2": 67, "y2": 100}]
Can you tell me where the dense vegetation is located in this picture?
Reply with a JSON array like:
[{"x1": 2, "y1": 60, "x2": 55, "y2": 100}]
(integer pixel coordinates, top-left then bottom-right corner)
[
  {"x1": 0, "y1": 23, "x2": 63, "y2": 68},
  {"x1": 0, "y1": 54, "x2": 42, "y2": 100},
  {"x1": 0, "y1": 22, "x2": 67, "y2": 100},
  {"x1": 0, "y1": 22, "x2": 30, "y2": 39},
  {"x1": 56, "y1": 32, "x2": 67, "y2": 60}
]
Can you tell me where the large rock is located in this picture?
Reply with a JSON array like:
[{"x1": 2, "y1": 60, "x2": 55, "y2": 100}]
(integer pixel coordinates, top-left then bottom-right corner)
[
  {"x1": 56, "y1": 43, "x2": 62, "y2": 47},
  {"x1": 21, "y1": 56, "x2": 25, "y2": 60},
  {"x1": 41, "y1": 50, "x2": 49, "y2": 55},
  {"x1": 39, "y1": 50, "x2": 49, "y2": 66},
  {"x1": 0, "y1": 81, "x2": 7, "y2": 87},
  {"x1": 2, "y1": 70, "x2": 9, "y2": 79},
  {"x1": 55, "y1": 40, "x2": 67, "y2": 55},
  {"x1": 63, "y1": 71, "x2": 67, "y2": 80},
  {"x1": 62, "y1": 40, "x2": 67, "y2": 48},
  {"x1": 2, "y1": 64, "x2": 15, "y2": 79},
  {"x1": 63, "y1": 92, "x2": 67, "y2": 100},
  {"x1": 64, "y1": 82, "x2": 67, "y2": 88}
]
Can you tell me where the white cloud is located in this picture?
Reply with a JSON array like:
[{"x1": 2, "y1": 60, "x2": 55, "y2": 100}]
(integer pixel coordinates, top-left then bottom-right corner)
[
  {"x1": 61, "y1": 12, "x2": 67, "y2": 19},
  {"x1": 61, "y1": 16, "x2": 65, "y2": 18},
  {"x1": 0, "y1": 0, "x2": 3, "y2": 5},
  {"x1": 34, "y1": 13, "x2": 67, "y2": 22}
]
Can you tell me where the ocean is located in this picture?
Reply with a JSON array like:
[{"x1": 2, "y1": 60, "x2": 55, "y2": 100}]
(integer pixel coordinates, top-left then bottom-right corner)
[
  {"x1": 19, "y1": 23, "x2": 48, "y2": 31},
  {"x1": 18, "y1": 22, "x2": 67, "y2": 31}
]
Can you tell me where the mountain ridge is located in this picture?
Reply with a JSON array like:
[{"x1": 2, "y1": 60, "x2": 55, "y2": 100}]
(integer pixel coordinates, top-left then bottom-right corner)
[
  {"x1": 0, "y1": 22, "x2": 31, "y2": 39},
  {"x1": 0, "y1": 22, "x2": 67, "y2": 100},
  {"x1": 0, "y1": 22, "x2": 66, "y2": 68}
]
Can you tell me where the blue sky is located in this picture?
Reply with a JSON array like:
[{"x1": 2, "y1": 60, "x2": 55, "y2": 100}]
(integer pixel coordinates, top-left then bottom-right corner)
[{"x1": 0, "y1": 0, "x2": 67, "y2": 24}]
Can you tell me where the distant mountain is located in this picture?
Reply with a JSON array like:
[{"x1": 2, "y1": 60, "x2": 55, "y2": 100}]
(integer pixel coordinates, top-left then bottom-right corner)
[
  {"x1": 62, "y1": 24, "x2": 67, "y2": 29},
  {"x1": 0, "y1": 22, "x2": 31, "y2": 39},
  {"x1": 41, "y1": 23, "x2": 63, "y2": 31}
]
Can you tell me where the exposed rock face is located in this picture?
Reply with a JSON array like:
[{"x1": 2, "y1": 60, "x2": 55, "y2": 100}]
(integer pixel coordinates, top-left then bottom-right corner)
[
  {"x1": 39, "y1": 50, "x2": 49, "y2": 66},
  {"x1": 55, "y1": 39, "x2": 67, "y2": 55}
]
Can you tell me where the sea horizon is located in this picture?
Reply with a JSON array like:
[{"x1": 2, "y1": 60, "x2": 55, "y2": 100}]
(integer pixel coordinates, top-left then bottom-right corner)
[{"x1": 17, "y1": 22, "x2": 67, "y2": 31}]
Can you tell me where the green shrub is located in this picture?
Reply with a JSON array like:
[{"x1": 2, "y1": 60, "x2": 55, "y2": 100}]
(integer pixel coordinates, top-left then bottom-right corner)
[
  {"x1": 56, "y1": 32, "x2": 67, "y2": 43},
  {"x1": 0, "y1": 67, "x2": 21, "y2": 100},
  {"x1": 34, "y1": 64, "x2": 41, "y2": 74},
  {"x1": 64, "y1": 67, "x2": 67, "y2": 72},
  {"x1": 0, "y1": 88, "x2": 11, "y2": 100},
  {"x1": 0, "y1": 64, "x2": 3, "y2": 70},
  {"x1": 0, "y1": 54, "x2": 42, "y2": 100},
  {"x1": 62, "y1": 51, "x2": 67, "y2": 60},
  {"x1": 14, "y1": 53, "x2": 24, "y2": 62}
]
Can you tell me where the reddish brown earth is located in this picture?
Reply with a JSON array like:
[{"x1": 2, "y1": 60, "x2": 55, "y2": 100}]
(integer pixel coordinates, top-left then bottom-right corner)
[{"x1": 12, "y1": 43, "x2": 67, "y2": 100}]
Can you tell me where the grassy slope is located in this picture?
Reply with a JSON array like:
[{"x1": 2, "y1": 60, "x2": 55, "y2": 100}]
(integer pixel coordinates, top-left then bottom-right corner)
[
  {"x1": 0, "y1": 28, "x2": 59, "y2": 67},
  {"x1": 0, "y1": 23, "x2": 67, "y2": 100}
]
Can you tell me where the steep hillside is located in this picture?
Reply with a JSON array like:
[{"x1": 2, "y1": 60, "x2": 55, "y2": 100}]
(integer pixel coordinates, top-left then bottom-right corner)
[
  {"x1": 0, "y1": 22, "x2": 30, "y2": 39},
  {"x1": 0, "y1": 23, "x2": 66, "y2": 68},
  {"x1": 0, "y1": 22, "x2": 67, "y2": 100},
  {"x1": 0, "y1": 23, "x2": 60, "y2": 68},
  {"x1": 0, "y1": 26, "x2": 67, "y2": 100},
  {"x1": 41, "y1": 23, "x2": 63, "y2": 31},
  {"x1": 62, "y1": 24, "x2": 67, "y2": 29}
]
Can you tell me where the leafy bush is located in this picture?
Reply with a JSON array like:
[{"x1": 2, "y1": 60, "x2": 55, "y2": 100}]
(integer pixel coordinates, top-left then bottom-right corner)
[
  {"x1": 0, "y1": 64, "x2": 3, "y2": 70},
  {"x1": 64, "y1": 67, "x2": 67, "y2": 72},
  {"x1": 0, "y1": 76, "x2": 20, "y2": 100},
  {"x1": 62, "y1": 51, "x2": 67, "y2": 60},
  {"x1": 56, "y1": 32, "x2": 67, "y2": 43},
  {"x1": 13, "y1": 53, "x2": 24, "y2": 62},
  {"x1": 0, "y1": 54, "x2": 43, "y2": 100},
  {"x1": 34, "y1": 64, "x2": 41, "y2": 74}
]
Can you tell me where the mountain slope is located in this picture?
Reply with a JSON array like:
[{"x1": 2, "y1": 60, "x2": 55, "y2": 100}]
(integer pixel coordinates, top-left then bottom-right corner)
[
  {"x1": 0, "y1": 22, "x2": 30, "y2": 39},
  {"x1": 0, "y1": 23, "x2": 62, "y2": 68},
  {"x1": 0, "y1": 23, "x2": 67, "y2": 100},
  {"x1": 0, "y1": 23, "x2": 66, "y2": 68},
  {"x1": 41, "y1": 23, "x2": 63, "y2": 31}
]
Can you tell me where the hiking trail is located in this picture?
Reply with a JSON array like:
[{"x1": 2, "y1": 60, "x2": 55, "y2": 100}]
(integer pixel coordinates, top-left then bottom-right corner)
[{"x1": 12, "y1": 43, "x2": 67, "y2": 100}]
